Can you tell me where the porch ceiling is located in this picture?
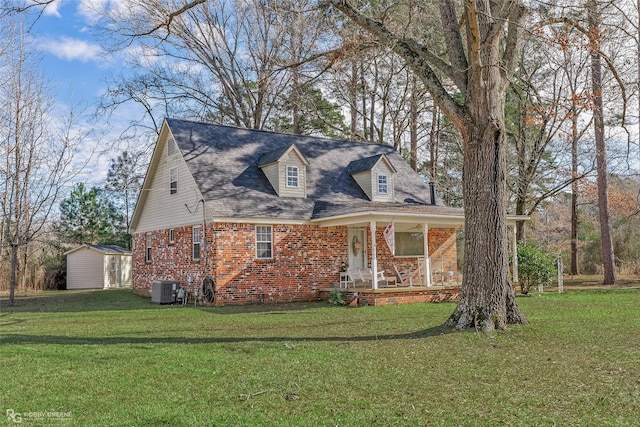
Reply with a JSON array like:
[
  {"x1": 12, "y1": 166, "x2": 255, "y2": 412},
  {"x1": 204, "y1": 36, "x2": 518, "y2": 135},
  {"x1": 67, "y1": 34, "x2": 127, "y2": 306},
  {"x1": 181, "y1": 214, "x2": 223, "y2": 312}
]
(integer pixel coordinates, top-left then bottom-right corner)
[
  {"x1": 310, "y1": 208, "x2": 529, "y2": 229},
  {"x1": 311, "y1": 210, "x2": 465, "y2": 228}
]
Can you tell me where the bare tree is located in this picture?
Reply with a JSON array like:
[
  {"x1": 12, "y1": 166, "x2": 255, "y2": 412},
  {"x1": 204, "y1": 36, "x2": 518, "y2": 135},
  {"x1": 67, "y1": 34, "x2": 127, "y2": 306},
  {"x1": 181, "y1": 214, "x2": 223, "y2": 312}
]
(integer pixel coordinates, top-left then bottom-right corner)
[
  {"x1": 92, "y1": 0, "x2": 333, "y2": 133},
  {"x1": 0, "y1": 12, "x2": 90, "y2": 304}
]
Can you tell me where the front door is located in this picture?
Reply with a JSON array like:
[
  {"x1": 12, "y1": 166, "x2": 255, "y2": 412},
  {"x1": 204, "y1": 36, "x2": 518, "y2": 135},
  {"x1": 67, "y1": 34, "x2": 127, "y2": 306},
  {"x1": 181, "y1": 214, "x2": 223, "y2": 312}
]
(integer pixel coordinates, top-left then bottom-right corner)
[{"x1": 348, "y1": 228, "x2": 366, "y2": 269}]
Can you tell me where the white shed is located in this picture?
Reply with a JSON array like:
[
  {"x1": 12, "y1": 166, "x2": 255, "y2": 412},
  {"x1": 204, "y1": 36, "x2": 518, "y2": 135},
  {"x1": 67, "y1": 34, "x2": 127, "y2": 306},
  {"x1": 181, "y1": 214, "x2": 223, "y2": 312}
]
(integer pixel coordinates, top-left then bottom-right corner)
[{"x1": 65, "y1": 244, "x2": 132, "y2": 290}]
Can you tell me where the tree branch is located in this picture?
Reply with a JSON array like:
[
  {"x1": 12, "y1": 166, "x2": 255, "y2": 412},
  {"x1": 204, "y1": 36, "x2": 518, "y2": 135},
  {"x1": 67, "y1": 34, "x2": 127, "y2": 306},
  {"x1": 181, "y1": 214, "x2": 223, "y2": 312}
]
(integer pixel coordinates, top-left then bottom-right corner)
[
  {"x1": 134, "y1": 0, "x2": 208, "y2": 37},
  {"x1": 329, "y1": 0, "x2": 468, "y2": 131}
]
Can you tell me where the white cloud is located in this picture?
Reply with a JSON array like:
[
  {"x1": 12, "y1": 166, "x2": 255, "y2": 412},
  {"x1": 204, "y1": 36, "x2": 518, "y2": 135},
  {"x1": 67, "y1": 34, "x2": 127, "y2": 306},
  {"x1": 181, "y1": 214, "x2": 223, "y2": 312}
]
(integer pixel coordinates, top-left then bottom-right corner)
[
  {"x1": 41, "y1": 0, "x2": 64, "y2": 17},
  {"x1": 77, "y1": 0, "x2": 106, "y2": 24},
  {"x1": 77, "y1": 0, "x2": 140, "y2": 24},
  {"x1": 40, "y1": 36, "x2": 103, "y2": 63}
]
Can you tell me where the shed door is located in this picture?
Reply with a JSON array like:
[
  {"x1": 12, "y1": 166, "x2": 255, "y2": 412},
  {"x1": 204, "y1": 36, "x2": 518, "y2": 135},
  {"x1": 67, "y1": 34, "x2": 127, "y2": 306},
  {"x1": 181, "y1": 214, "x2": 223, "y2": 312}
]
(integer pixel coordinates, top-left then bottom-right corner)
[{"x1": 108, "y1": 256, "x2": 121, "y2": 287}]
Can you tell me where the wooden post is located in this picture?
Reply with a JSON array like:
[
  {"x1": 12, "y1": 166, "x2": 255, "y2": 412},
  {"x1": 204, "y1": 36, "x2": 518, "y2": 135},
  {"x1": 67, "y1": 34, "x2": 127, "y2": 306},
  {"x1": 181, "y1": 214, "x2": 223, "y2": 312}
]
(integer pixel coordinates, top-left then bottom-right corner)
[
  {"x1": 557, "y1": 254, "x2": 564, "y2": 294},
  {"x1": 370, "y1": 220, "x2": 378, "y2": 290},
  {"x1": 424, "y1": 223, "x2": 431, "y2": 286},
  {"x1": 512, "y1": 226, "x2": 519, "y2": 284}
]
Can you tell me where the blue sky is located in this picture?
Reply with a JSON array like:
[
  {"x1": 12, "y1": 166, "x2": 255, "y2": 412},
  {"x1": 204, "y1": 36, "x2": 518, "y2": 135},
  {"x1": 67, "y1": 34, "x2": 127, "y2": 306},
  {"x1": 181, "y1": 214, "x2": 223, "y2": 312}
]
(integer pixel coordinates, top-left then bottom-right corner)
[
  {"x1": 27, "y1": 0, "x2": 148, "y2": 183},
  {"x1": 33, "y1": 1, "x2": 110, "y2": 109}
]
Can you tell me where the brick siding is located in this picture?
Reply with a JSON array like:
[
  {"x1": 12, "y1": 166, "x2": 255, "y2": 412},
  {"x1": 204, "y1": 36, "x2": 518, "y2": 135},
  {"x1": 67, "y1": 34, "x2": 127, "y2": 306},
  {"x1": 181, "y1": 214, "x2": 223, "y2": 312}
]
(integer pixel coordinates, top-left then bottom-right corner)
[{"x1": 133, "y1": 223, "x2": 458, "y2": 306}]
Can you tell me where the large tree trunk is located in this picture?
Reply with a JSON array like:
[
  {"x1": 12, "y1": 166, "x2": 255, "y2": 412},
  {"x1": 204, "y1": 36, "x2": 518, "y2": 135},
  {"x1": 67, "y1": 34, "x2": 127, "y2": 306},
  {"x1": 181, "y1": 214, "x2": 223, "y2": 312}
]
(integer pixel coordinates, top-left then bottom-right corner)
[
  {"x1": 445, "y1": 5, "x2": 526, "y2": 331},
  {"x1": 588, "y1": 0, "x2": 616, "y2": 285},
  {"x1": 331, "y1": 0, "x2": 528, "y2": 331},
  {"x1": 446, "y1": 119, "x2": 526, "y2": 331}
]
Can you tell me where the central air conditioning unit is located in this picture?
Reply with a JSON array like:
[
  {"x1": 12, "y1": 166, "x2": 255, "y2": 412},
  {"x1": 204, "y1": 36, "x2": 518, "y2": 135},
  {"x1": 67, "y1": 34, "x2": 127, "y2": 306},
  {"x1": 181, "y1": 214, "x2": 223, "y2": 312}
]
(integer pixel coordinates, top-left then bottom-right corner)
[{"x1": 151, "y1": 280, "x2": 178, "y2": 304}]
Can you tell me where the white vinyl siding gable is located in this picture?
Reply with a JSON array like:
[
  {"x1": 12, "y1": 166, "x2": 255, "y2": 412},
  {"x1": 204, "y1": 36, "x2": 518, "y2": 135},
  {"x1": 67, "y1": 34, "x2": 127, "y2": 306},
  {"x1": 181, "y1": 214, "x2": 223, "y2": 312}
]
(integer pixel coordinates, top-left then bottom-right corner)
[
  {"x1": 278, "y1": 152, "x2": 306, "y2": 198},
  {"x1": 261, "y1": 163, "x2": 281, "y2": 194},
  {"x1": 259, "y1": 147, "x2": 307, "y2": 198},
  {"x1": 136, "y1": 134, "x2": 204, "y2": 233},
  {"x1": 351, "y1": 170, "x2": 374, "y2": 200},
  {"x1": 350, "y1": 158, "x2": 395, "y2": 202},
  {"x1": 372, "y1": 162, "x2": 394, "y2": 202}
]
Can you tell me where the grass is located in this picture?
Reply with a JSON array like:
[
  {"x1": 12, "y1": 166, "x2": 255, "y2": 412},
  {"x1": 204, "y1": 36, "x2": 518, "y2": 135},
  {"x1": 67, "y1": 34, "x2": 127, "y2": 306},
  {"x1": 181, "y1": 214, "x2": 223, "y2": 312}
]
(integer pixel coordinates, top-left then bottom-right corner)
[{"x1": 1, "y1": 288, "x2": 639, "y2": 426}]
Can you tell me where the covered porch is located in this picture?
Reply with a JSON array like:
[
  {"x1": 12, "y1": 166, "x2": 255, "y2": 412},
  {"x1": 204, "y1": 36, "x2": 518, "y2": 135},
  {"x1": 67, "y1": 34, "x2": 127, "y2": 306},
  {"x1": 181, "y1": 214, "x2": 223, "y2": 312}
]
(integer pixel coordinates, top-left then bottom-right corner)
[
  {"x1": 319, "y1": 282, "x2": 462, "y2": 306},
  {"x1": 312, "y1": 204, "x2": 526, "y2": 297}
]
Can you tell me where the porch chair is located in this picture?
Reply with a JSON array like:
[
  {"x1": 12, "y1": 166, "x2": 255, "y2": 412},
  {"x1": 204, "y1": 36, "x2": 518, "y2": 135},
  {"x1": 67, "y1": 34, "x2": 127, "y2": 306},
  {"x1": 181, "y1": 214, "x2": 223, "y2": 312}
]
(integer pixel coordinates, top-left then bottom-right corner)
[
  {"x1": 347, "y1": 267, "x2": 365, "y2": 287},
  {"x1": 393, "y1": 264, "x2": 413, "y2": 286},
  {"x1": 347, "y1": 267, "x2": 390, "y2": 287}
]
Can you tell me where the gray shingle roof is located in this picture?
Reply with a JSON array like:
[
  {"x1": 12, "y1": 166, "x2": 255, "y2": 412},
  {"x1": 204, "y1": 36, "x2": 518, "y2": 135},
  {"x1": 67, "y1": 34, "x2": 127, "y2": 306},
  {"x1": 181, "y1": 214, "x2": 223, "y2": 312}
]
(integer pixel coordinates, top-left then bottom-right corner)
[
  {"x1": 346, "y1": 154, "x2": 386, "y2": 175},
  {"x1": 257, "y1": 144, "x2": 295, "y2": 167},
  {"x1": 65, "y1": 244, "x2": 131, "y2": 256},
  {"x1": 167, "y1": 119, "x2": 457, "y2": 220}
]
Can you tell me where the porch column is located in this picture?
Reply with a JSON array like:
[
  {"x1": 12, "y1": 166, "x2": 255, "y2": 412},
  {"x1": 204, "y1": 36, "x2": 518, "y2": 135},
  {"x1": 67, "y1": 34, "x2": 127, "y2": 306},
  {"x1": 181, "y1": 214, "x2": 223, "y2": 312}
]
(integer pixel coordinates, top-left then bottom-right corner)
[
  {"x1": 512, "y1": 225, "x2": 519, "y2": 283},
  {"x1": 424, "y1": 223, "x2": 431, "y2": 286},
  {"x1": 370, "y1": 220, "x2": 378, "y2": 290}
]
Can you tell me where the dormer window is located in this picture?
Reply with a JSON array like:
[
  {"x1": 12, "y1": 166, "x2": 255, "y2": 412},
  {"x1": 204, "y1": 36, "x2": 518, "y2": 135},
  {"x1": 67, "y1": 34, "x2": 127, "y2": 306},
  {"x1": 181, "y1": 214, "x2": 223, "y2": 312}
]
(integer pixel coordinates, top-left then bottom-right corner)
[
  {"x1": 377, "y1": 174, "x2": 389, "y2": 194},
  {"x1": 286, "y1": 166, "x2": 299, "y2": 188},
  {"x1": 348, "y1": 154, "x2": 396, "y2": 202},
  {"x1": 258, "y1": 144, "x2": 309, "y2": 198}
]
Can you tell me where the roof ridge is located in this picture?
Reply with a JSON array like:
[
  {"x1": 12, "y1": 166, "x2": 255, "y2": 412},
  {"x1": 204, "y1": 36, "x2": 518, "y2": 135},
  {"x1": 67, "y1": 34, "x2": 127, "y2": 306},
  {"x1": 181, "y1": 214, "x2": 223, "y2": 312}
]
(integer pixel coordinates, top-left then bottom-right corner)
[{"x1": 165, "y1": 117, "x2": 396, "y2": 149}]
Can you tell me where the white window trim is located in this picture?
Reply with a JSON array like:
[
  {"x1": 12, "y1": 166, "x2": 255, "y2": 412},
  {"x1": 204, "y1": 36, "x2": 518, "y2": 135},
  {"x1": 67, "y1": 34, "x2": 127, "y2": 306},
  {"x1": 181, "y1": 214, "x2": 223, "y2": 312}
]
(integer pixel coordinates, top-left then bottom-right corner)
[
  {"x1": 169, "y1": 229, "x2": 175, "y2": 244},
  {"x1": 286, "y1": 165, "x2": 299, "y2": 188},
  {"x1": 145, "y1": 233, "x2": 152, "y2": 262},
  {"x1": 377, "y1": 173, "x2": 389, "y2": 195},
  {"x1": 255, "y1": 225, "x2": 273, "y2": 259},
  {"x1": 192, "y1": 226, "x2": 201, "y2": 261},
  {"x1": 169, "y1": 166, "x2": 178, "y2": 195}
]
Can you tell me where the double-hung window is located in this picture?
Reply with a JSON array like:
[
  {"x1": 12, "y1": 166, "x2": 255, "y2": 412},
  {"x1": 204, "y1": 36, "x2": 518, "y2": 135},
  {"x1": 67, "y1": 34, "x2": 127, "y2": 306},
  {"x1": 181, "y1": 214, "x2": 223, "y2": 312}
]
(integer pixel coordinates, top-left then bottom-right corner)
[
  {"x1": 192, "y1": 226, "x2": 201, "y2": 261},
  {"x1": 169, "y1": 166, "x2": 178, "y2": 195},
  {"x1": 145, "y1": 233, "x2": 152, "y2": 262},
  {"x1": 377, "y1": 174, "x2": 388, "y2": 195},
  {"x1": 256, "y1": 225, "x2": 273, "y2": 259},
  {"x1": 286, "y1": 166, "x2": 299, "y2": 188}
]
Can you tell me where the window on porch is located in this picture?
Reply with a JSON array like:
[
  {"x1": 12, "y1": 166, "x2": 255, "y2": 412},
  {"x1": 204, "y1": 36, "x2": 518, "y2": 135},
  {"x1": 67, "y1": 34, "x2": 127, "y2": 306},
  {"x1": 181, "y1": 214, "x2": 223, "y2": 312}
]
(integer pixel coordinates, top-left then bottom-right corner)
[{"x1": 394, "y1": 232, "x2": 424, "y2": 256}]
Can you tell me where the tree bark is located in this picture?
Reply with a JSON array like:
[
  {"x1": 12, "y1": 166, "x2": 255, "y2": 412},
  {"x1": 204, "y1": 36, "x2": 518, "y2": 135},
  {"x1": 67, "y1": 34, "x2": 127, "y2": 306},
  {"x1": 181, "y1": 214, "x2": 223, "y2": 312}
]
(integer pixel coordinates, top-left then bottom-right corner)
[
  {"x1": 429, "y1": 106, "x2": 439, "y2": 181},
  {"x1": 349, "y1": 62, "x2": 358, "y2": 139},
  {"x1": 409, "y1": 75, "x2": 418, "y2": 171},
  {"x1": 331, "y1": 0, "x2": 528, "y2": 331},
  {"x1": 444, "y1": 1, "x2": 527, "y2": 331},
  {"x1": 588, "y1": 0, "x2": 616, "y2": 285},
  {"x1": 570, "y1": 117, "x2": 580, "y2": 275}
]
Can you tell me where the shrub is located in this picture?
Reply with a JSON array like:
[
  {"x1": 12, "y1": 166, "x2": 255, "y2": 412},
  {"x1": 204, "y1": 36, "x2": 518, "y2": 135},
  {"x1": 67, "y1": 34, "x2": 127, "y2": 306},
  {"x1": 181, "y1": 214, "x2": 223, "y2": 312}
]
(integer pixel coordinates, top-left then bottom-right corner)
[
  {"x1": 517, "y1": 243, "x2": 556, "y2": 295},
  {"x1": 327, "y1": 288, "x2": 347, "y2": 306}
]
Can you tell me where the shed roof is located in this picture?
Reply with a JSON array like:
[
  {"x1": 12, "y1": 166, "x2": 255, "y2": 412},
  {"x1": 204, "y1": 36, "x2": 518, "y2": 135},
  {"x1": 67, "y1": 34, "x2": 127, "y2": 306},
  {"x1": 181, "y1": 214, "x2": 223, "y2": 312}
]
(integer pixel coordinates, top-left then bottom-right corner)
[{"x1": 65, "y1": 244, "x2": 132, "y2": 256}]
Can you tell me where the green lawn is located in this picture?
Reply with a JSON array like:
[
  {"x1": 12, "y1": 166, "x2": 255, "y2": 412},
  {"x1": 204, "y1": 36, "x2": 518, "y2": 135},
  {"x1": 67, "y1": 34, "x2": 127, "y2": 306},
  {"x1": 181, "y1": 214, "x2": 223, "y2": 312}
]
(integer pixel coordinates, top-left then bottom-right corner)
[{"x1": 1, "y1": 289, "x2": 639, "y2": 426}]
